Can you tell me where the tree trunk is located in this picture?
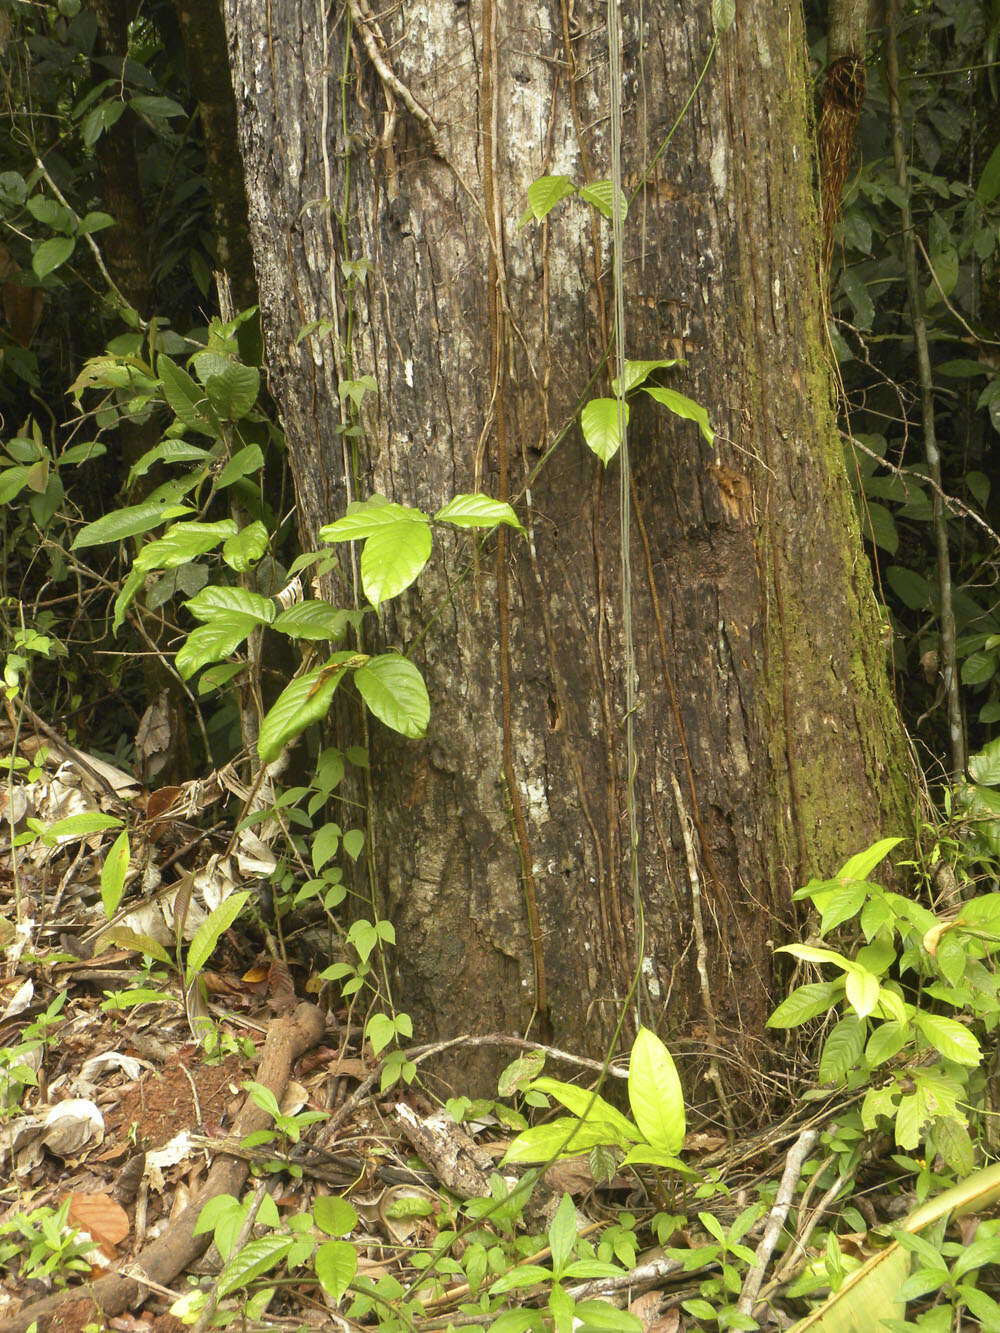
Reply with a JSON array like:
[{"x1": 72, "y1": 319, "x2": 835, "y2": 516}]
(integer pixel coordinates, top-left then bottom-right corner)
[{"x1": 223, "y1": 0, "x2": 917, "y2": 1106}]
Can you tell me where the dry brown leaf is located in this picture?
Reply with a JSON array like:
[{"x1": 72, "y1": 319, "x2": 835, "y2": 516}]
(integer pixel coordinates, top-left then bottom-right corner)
[
  {"x1": 65, "y1": 1191, "x2": 130, "y2": 1248},
  {"x1": 627, "y1": 1292, "x2": 679, "y2": 1333}
]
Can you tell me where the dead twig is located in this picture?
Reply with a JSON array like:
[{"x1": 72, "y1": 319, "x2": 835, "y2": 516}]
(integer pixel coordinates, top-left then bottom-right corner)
[{"x1": 737, "y1": 1126, "x2": 819, "y2": 1316}]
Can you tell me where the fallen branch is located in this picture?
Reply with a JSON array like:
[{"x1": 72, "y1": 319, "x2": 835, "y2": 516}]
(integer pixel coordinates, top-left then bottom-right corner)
[
  {"x1": 0, "y1": 1003, "x2": 326, "y2": 1333},
  {"x1": 737, "y1": 1126, "x2": 819, "y2": 1316}
]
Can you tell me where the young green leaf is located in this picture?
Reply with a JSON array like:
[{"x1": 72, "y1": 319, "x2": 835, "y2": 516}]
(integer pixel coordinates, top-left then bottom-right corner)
[
  {"x1": 643, "y1": 386, "x2": 714, "y2": 445},
  {"x1": 223, "y1": 520, "x2": 268, "y2": 572},
  {"x1": 359, "y1": 520, "x2": 433, "y2": 607},
  {"x1": 914, "y1": 1012, "x2": 981, "y2": 1066},
  {"x1": 314, "y1": 1239, "x2": 357, "y2": 1302},
  {"x1": 844, "y1": 966, "x2": 880, "y2": 1020},
  {"x1": 435, "y1": 493, "x2": 525, "y2": 531},
  {"x1": 835, "y1": 837, "x2": 903, "y2": 883},
  {"x1": 175, "y1": 613, "x2": 259, "y2": 679},
  {"x1": 581, "y1": 398, "x2": 628, "y2": 465},
  {"x1": 628, "y1": 1027, "x2": 685, "y2": 1154},
  {"x1": 319, "y1": 497, "x2": 429, "y2": 542},
  {"x1": 185, "y1": 890, "x2": 251, "y2": 981},
  {"x1": 313, "y1": 1194, "x2": 358, "y2": 1237},
  {"x1": 100, "y1": 830, "x2": 130, "y2": 918},
  {"x1": 529, "y1": 1077, "x2": 638, "y2": 1144},
  {"x1": 354, "y1": 655, "x2": 430, "y2": 738},
  {"x1": 184, "y1": 586, "x2": 274, "y2": 623},
  {"x1": 519, "y1": 174, "x2": 576, "y2": 227},
  {"x1": 33, "y1": 236, "x2": 76, "y2": 279},
  {"x1": 257, "y1": 656, "x2": 358, "y2": 764},
  {"x1": 72, "y1": 500, "x2": 191, "y2": 549},
  {"x1": 578, "y1": 180, "x2": 628, "y2": 222},
  {"x1": 611, "y1": 359, "x2": 683, "y2": 397},
  {"x1": 767, "y1": 980, "x2": 844, "y2": 1028},
  {"x1": 548, "y1": 1194, "x2": 577, "y2": 1274},
  {"x1": 503, "y1": 1117, "x2": 620, "y2": 1164}
]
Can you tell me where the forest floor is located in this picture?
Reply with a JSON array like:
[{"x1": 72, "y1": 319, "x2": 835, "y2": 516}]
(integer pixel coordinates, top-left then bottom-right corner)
[{"x1": 0, "y1": 721, "x2": 994, "y2": 1333}]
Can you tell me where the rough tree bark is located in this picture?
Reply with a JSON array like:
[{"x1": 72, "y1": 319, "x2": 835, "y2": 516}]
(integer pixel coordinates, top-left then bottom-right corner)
[{"x1": 223, "y1": 1, "x2": 918, "y2": 1105}]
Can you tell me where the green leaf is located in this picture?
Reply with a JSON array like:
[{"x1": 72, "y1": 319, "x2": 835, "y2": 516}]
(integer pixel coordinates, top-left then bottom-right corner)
[
  {"x1": 313, "y1": 1193, "x2": 358, "y2": 1236},
  {"x1": 628, "y1": 1027, "x2": 685, "y2": 1154},
  {"x1": 134, "y1": 520, "x2": 237, "y2": 573},
  {"x1": 0, "y1": 466, "x2": 32, "y2": 505},
  {"x1": 217, "y1": 1234, "x2": 293, "y2": 1298},
  {"x1": 176, "y1": 614, "x2": 259, "y2": 679},
  {"x1": 216, "y1": 443, "x2": 264, "y2": 487},
  {"x1": 198, "y1": 662, "x2": 244, "y2": 695},
  {"x1": 961, "y1": 651, "x2": 996, "y2": 687},
  {"x1": 127, "y1": 440, "x2": 210, "y2": 487},
  {"x1": 27, "y1": 195, "x2": 73, "y2": 231},
  {"x1": 914, "y1": 1012, "x2": 981, "y2": 1067},
  {"x1": 572, "y1": 1302, "x2": 641, "y2": 1332},
  {"x1": 865, "y1": 1021, "x2": 909, "y2": 1069},
  {"x1": 33, "y1": 236, "x2": 75, "y2": 279},
  {"x1": 840, "y1": 266, "x2": 875, "y2": 329},
  {"x1": 342, "y1": 829, "x2": 365, "y2": 860},
  {"x1": 489, "y1": 1265, "x2": 554, "y2": 1294},
  {"x1": 861, "y1": 500, "x2": 898, "y2": 554},
  {"x1": 886, "y1": 565, "x2": 931, "y2": 611},
  {"x1": 185, "y1": 586, "x2": 274, "y2": 624},
  {"x1": 158, "y1": 354, "x2": 219, "y2": 438},
  {"x1": 836, "y1": 838, "x2": 902, "y2": 883},
  {"x1": 81, "y1": 100, "x2": 125, "y2": 148},
  {"x1": 581, "y1": 398, "x2": 628, "y2": 464},
  {"x1": 271, "y1": 602, "x2": 352, "y2": 641},
  {"x1": 503, "y1": 1117, "x2": 619, "y2": 1163},
  {"x1": 817, "y1": 881, "x2": 869, "y2": 935},
  {"x1": 359, "y1": 521, "x2": 433, "y2": 607},
  {"x1": 434, "y1": 493, "x2": 525, "y2": 531},
  {"x1": 519, "y1": 174, "x2": 576, "y2": 227},
  {"x1": 818, "y1": 1014, "x2": 866, "y2": 1085},
  {"x1": 767, "y1": 980, "x2": 843, "y2": 1028},
  {"x1": 319, "y1": 497, "x2": 429, "y2": 542},
  {"x1": 844, "y1": 967, "x2": 880, "y2": 1020},
  {"x1": 776, "y1": 943, "x2": 852, "y2": 969},
  {"x1": 338, "y1": 374, "x2": 377, "y2": 408},
  {"x1": 312, "y1": 823, "x2": 340, "y2": 872},
  {"x1": 43, "y1": 812, "x2": 122, "y2": 843},
  {"x1": 205, "y1": 364, "x2": 260, "y2": 420},
  {"x1": 711, "y1": 0, "x2": 736, "y2": 31},
  {"x1": 223, "y1": 521, "x2": 268, "y2": 572},
  {"x1": 578, "y1": 179, "x2": 628, "y2": 222},
  {"x1": 548, "y1": 1193, "x2": 577, "y2": 1273},
  {"x1": 100, "y1": 831, "x2": 130, "y2": 919},
  {"x1": 530, "y1": 1078, "x2": 638, "y2": 1143},
  {"x1": 354, "y1": 655, "x2": 430, "y2": 738},
  {"x1": 73, "y1": 501, "x2": 188, "y2": 550},
  {"x1": 366, "y1": 1012, "x2": 395, "y2": 1056},
  {"x1": 186, "y1": 891, "x2": 251, "y2": 981},
  {"x1": 129, "y1": 93, "x2": 186, "y2": 119},
  {"x1": 315, "y1": 1240, "x2": 357, "y2": 1301},
  {"x1": 257, "y1": 657, "x2": 356, "y2": 764},
  {"x1": 611, "y1": 359, "x2": 682, "y2": 396},
  {"x1": 78, "y1": 211, "x2": 114, "y2": 234},
  {"x1": 619, "y1": 1145, "x2": 688, "y2": 1172},
  {"x1": 643, "y1": 386, "x2": 714, "y2": 445}
]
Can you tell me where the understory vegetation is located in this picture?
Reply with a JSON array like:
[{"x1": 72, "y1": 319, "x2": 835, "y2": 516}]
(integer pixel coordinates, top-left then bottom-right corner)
[{"x1": 2, "y1": 1, "x2": 1000, "y2": 1331}]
